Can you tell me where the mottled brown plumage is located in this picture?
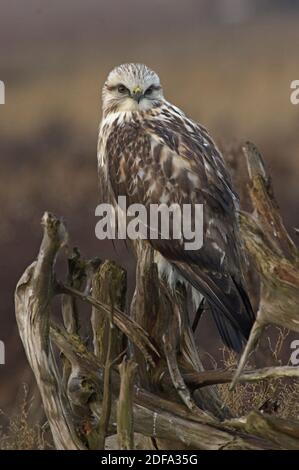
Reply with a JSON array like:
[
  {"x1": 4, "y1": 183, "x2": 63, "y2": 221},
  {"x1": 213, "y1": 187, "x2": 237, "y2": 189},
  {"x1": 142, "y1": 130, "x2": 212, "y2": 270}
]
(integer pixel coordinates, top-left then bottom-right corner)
[{"x1": 98, "y1": 63, "x2": 255, "y2": 351}]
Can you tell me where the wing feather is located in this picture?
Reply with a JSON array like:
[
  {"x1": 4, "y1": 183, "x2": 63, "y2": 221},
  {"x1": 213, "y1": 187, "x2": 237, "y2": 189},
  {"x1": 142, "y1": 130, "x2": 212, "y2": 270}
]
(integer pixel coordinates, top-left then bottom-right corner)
[{"x1": 102, "y1": 105, "x2": 254, "y2": 349}]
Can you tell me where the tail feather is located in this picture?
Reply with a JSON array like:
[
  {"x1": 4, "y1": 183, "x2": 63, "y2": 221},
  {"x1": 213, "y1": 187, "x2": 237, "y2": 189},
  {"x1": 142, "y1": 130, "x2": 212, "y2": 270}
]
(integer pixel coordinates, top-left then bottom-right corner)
[
  {"x1": 173, "y1": 261, "x2": 255, "y2": 351},
  {"x1": 210, "y1": 306, "x2": 245, "y2": 352}
]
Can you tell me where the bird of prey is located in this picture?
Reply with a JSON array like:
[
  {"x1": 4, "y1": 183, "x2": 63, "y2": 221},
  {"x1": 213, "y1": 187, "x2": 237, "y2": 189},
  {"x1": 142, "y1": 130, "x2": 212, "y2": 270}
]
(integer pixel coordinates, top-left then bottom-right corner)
[{"x1": 97, "y1": 63, "x2": 254, "y2": 352}]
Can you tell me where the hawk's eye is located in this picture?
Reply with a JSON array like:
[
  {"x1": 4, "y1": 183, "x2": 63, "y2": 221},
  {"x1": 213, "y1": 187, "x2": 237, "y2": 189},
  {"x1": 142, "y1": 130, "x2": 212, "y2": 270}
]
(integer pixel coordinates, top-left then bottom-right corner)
[
  {"x1": 117, "y1": 85, "x2": 127, "y2": 94},
  {"x1": 145, "y1": 86, "x2": 154, "y2": 95}
]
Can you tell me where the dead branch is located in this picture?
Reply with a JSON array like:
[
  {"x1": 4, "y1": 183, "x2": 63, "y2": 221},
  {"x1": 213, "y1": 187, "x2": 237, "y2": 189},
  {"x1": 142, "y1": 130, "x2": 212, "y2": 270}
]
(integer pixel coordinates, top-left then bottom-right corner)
[
  {"x1": 15, "y1": 213, "x2": 85, "y2": 450},
  {"x1": 97, "y1": 300, "x2": 115, "y2": 449},
  {"x1": 50, "y1": 320, "x2": 274, "y2": 449},
  {"x1": 91, "y1": 260, "x2": 126, "y2": 364},
  {"x1": 15, "y1": 174, "x2": 299, "y2": 451},
  {"x1": 57, "y1": 281, "x2": 158, "y2": 366},
  {"x1": 50, "y1": 291, "x2": 298, "y2": 450},
  {"x1": 117, "y1": 358, "x2": 137, "y2": 450},
  {"x1": 131, "y1": 241, "x2": 228, "y2": 424},
  {"x1": 232, "y1": 142, "x2": 299, "y2": 385}
]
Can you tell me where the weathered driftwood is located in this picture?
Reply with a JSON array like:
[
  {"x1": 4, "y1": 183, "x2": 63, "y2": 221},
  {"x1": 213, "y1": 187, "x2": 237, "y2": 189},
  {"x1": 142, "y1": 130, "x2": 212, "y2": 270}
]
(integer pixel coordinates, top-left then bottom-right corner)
[
  {"x1": 57, "y1": 281, "x2": 158, "y2": 366},
  {"x1": 91, "y1": 260, "x2": 126, "y2": 364},
  {"x1": 52, "y1": 315, "x2": 299, "y2": 450},
  {"x1": 15, "y1": 213, "x2": 85, "y2": 450},
  {"x1": 131, "y1": 240, "x2": 230, "y2": 423},
  {"x1": 117, "y1": 358, "x2": 137, "y2": 450},
  {"x1": 14, "y1": 143, "x2": 299, "y2": 450},
  {"x1": 232, "y1": 142, "x2": 299, "y2": 386},
  {"x1": 50, "y1": 314, "x2": 273, "y2": 450}
]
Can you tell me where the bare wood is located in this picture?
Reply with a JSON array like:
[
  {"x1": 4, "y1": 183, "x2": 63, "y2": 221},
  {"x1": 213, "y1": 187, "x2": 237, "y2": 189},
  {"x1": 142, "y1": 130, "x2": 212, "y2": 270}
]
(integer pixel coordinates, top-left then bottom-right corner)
[
  {"x1": 132, "y1": 404, "x2": 273, "y2": 450},
  {"x1": 57, "y1": 281, "x2": 158, "y2": 366},
  {"x1": 117, "y1": 358, "x2": 138, "y2": 450},
  {"x1": 182, "y1": 364, "x2": 299, "y2": 389},
  {"x1": 50, "y1": 316, "x2": 292, "y2": 450},
  {"x1": 135, "y1": 243, "x2": 232, "y2": 426},
  {"x1": 15, "y1": 206, "x2": 299, "y2": 451},
  {"x1": 89, "y1": 260, "x2": 127, "y2": 449},
  {"x1": 130, "y1": 242, "x2": 160, "y2": 388},
  {"x1": 15, "y1": 212, "x2": 85, "y2": 450},
  {"x1": 61, "y1": 248, "x2": 86, "y2": 393},
  {"x1": 230, "y1": 317, "x2": 266, "y2": 389},
  {"x1": 227, "y1": 412, "x2": 299, "y2": 450},
  {"x1": 233, "y1": 143, "x2": 299, "y2": 383},
  {"x1": 62, "y1": 247, "x2": 86, "y2": 334},
  {"x1": 243, "y1": 141, "x2": 298, "y2": 261},
  {"x1": 91, "y1": 260, "x2": 126, "y2": 363},
  {"x1": 163, "y1": 330, "x2": 200, "y2": 414},
  {"x1": 97, "y1": 295, "x2": 116, "y2": 449}
]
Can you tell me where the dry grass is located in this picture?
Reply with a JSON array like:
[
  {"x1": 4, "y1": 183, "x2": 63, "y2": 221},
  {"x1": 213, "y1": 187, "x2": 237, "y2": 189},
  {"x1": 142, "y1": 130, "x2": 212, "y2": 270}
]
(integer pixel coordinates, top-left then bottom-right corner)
[
  {"x1": 218, "y1": 330, "x2": 299, "y2": 419},
  {"x1": 0, "y1": 385, "x2": 51, "y2": 450}
]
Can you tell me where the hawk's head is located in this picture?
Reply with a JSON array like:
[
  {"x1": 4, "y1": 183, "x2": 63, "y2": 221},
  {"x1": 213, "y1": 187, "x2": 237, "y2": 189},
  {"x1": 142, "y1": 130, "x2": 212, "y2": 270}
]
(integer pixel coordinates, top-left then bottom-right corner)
[{"x1": 102, "y1": 63, "x2": 164, "y2": 114}]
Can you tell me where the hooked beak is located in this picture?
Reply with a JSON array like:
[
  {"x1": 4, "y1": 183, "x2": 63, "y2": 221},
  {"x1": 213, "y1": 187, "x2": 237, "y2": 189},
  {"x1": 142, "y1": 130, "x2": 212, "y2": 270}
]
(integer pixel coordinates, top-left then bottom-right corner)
[{"x1": 132, "y1": 86, "x2": 143, "y2": 103}]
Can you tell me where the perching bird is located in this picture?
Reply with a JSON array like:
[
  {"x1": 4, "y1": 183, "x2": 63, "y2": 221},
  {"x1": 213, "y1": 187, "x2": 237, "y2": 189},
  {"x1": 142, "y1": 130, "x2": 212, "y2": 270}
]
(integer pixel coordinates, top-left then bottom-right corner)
[{"x1": 97, "y1": 63, "x2": 255, "y2": 352}]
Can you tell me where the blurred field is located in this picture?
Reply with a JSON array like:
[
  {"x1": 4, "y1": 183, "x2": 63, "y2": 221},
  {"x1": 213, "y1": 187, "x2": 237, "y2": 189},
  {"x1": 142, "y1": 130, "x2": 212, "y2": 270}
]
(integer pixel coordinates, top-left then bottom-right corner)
[{"x1": 1, "y1": 2, "x2": 299, "y2": 419}]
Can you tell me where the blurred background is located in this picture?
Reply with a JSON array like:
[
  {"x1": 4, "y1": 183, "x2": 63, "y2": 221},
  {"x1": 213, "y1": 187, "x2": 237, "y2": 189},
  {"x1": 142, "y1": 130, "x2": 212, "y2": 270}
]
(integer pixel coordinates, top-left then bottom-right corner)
[{"x1": 1, "y1": 0, "x2": 299, "y2": 427}]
